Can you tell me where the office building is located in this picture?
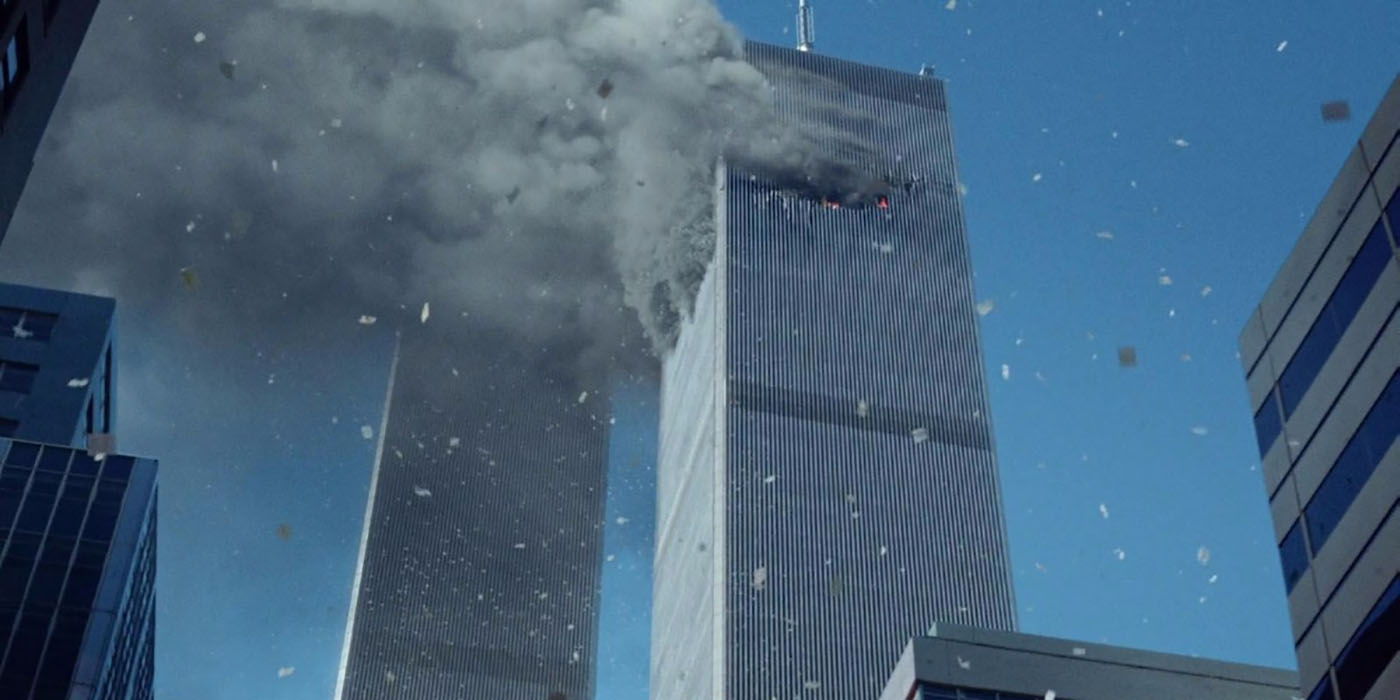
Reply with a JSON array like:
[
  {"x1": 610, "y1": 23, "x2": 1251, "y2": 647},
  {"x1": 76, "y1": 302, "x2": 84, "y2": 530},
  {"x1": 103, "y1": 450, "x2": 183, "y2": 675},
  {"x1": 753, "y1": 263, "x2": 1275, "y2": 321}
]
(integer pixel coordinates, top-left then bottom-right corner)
[
  {"x1": 1, "y1": 281, "x2": 115, "y2": 449},
  {"x1": 652, "y1": 41, "x2": 1017, "y2": 699},
  {"x1": 337, "y1": 330, "x2": 613, "y2": 700},
  {"x1": 0, "y1": 440, "x2": 155, "y2": 700},
  {"x1": 879, "y1": 623, "x2": 1301, "y2": 700},
  {"x1": 1239, "y1": 74, "x2": 1400, "y2": 700},
  {"x1": 1, "y1": 0, "x2": 104, "y2": 244}
]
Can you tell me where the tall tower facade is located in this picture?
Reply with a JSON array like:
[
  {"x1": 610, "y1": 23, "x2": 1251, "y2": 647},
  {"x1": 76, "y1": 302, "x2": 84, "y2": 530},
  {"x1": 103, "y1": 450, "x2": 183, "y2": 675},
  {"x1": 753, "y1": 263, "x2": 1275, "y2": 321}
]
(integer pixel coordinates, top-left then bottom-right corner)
[
  {"x1": 337, "y1": 330, "x2": 612, "y2": 700},
  {"x1": 651, "y1": 42, "x2": 1017, "y2": 700},
  {"x1": 1238, "y1": 74, "x2": 1400, "y2": 700},
  {"x1": 1, "y1": 0, "x2": 104, "y2": 244}
]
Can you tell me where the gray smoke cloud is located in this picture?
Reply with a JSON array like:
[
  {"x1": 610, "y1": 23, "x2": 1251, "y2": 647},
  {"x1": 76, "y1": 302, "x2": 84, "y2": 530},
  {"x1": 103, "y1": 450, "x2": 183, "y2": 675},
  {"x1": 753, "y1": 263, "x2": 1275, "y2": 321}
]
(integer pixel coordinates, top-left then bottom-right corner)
[{"x1": 3, "y1": 0, "x2": 862, "y2": 369}]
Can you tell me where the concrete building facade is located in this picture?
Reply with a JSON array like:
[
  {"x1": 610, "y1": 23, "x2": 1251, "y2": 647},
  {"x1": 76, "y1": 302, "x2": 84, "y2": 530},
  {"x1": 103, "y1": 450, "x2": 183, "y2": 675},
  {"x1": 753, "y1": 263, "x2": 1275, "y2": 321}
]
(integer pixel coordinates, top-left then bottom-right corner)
[{"x1": 1239, "y1": 74, "x2": 1400, "y2": 700}]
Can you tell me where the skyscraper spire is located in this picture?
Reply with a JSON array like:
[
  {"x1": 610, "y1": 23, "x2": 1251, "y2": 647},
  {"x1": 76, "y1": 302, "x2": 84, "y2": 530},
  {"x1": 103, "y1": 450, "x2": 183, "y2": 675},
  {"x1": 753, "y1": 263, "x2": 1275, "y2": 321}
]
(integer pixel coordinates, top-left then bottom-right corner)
[{"x1": 797, "y1": 0, "x2": 814, "y2": 52}]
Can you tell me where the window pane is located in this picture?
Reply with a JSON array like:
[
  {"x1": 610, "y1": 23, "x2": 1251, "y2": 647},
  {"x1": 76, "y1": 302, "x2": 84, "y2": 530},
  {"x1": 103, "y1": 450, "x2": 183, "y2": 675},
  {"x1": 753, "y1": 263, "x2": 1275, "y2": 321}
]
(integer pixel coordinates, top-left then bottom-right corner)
[
  {"x1": 102, "y1": 456, "x2": 135, "y2": 483},
  {"x1": 3, "y1": 442, "x2": 39, "y2": 469},
  {"x1": 19, "y1": 313, "x2": 56, "y2": 342},
  {"x1": 0, "y1": 362, "x2": 38, "y2": 394},
  {"x1": 1306, "y1": 437, "x2": 1369, "y2": 553},
  {"x1": 1280, "y1": 520, "x2": 1309, "y2": 592},
  {"x1": 35, "y1": 447, "x2": 71, "y2": 473},
  {"x1": 1333, "y1": 575, "x2": 1400, "y2": 700},
  {"x1": 1254, "y1": 391, "x2": 1284, "y2": 455},
  {"x1": 15, "y1": 484, "x2": 57, "y2": 532},
  {"x1": 1280, "y1": 310, "x2": 1342, "y2": 417},
  {"x1": 1356, "y1": 373, "x2": 1400, "y2": 466},
  {"x1": 1328, "y1": 223, "x2": 1391, "y2": 328},
  {"x1": 1307, "y1": 675, "x2": 1335, "y2": 700}
]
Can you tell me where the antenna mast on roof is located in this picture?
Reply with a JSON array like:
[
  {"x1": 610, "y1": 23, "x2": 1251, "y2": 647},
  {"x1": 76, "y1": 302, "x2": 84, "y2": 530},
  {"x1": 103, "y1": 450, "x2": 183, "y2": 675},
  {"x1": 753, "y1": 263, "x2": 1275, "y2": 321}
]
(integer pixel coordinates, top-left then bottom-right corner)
[{"x1": 797, "y1": 0, "x2": 814, "y2": 52}]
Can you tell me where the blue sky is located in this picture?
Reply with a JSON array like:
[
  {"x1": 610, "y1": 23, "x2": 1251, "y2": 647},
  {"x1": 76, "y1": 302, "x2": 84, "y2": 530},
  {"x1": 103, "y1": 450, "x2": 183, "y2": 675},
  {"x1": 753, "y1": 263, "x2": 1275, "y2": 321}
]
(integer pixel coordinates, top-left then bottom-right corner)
[{"x1": 4, "y1": 1, "x2": 1398, "y2": 699}]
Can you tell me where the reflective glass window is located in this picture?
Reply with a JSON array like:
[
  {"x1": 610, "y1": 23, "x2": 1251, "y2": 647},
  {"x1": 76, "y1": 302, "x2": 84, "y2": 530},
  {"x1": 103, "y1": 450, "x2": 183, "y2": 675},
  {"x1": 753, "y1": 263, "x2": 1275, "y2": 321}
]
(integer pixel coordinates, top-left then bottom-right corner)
[
  {"x1": 1307, "y1": 675, "x2": 1335, "y2": 700},
  {"x1": 0, "y1": 361, "x2": 38, "y2": 394},
  {"x1": 3, "y1": 442, "x2": 39, "y2": 470},
  {"x1": 35, "y1": 447, "x2": 71, "y2": 473},
  {"x1": 1254, "y1": 390, "x2": 1284, "y2": 455},
  {"x1": 1328, "y1": 223, "x2": 1392, "y2": 328},
  {"x1": 1334, "y1": 575, "x2": 1400, "y2": 700},
  {"x1": 1306, "y1": 371, "x2": 1400, "y2": 554},
  {"x1": 1280, "y1": 520, "x2": 1309, "y2": 592},
  {"x1": 1280, "y1": 309, "x2": 1341, "y2": 416}
]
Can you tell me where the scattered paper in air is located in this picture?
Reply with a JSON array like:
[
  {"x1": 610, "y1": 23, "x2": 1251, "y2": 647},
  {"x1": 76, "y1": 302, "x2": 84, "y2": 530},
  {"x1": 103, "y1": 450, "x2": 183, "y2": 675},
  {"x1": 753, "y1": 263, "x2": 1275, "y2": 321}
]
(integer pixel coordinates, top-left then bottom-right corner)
[
  {"x1": 179, "y1": 267, "x2": 198, "y2": 289},
  {"x1": 194, "y1": 31, "x2": 207, "y2": 43},
  {"x1": 764, "y1": 474, "x2": 776, "y2": 484},
  {"x1": 1191, "y1": 426, "x2": 1208, "y2": 436},
  {"x1": 577, "y1": 391, "x2": 589, "y2": 404},
  {"x1": 945, "y1": 0, "x2": 956, "y2": 9},
  {"x1": 751, "y1": 566, "x2": 767, "y2": 590},
  {"x1": 879, "y1": 545, "x2": 888, "y2": 556},
  {"x1": 1032, "y1": 172, "x2": 1042, "y2": 182},
  {"x1": 11, "y1": 322, "x2": 33, "y2": 339},
  {"x1": 1071, "y1": 647, "x2": 1086, "y2": 657},
  {"x1": 1045, "y1": 692, "x2": 1057, "y2": 700},
  {"x1": 911, "y1": 427, "x2": 930, "y2": 444},
  {"x1": 277, "y1": 667, "x2": 294, "y2": 678},
  {"x1": 413, "y1": 486, "x2": 431, "y2": 497},
  {"x1": 219, "y1": 60, "x2": 236, "y2": 80},
  {"x1": 360, "y1": 425, "x2": 374, "y2": 440},
  {"x1": 857, "y1": 399, "x2": 870, "y2": 418},
  {"x1": 1114, "y1": 547, "x2": 1126, "y2": 560},
  {"x1": 1200, "y1": 285, "x2": 1212, "y2": 297},
  {"x1": 1095, "y1": 231, "x2": 1114, "y2": 240},
  {"x1": 1276, "y1": 40, "x2": 1288, "y2": 52},
  {"x1": 1117, "y1": 346, "x2": 1137, "y2": 368},
  {"x1": 1001, "y1": 364, "x2": 1011, "y2": 381},
  {"x1": 358, "y1": 315, "x2": 376, "y2": 325},
  {"x1": 975, "y1": 299, "x2": 996, "y2": 316},
  {"x1": 616, "y1": 516, "x2": 629, "y2": 525},
  {"x1": 1197, "y1": 545, "x2": 1211, "y2": 565},
  {"x1": 1099, "y1": 503, "x2": 1109, "y2": 519},
  {"x1": 420, "y1": 302, "x2": 430, "y2": 324},
  {"x1": 1321, "y1": 101, "x2": 1351, "y2": 122},
  {"x1": 1209, "y1": 574, "x2": 1219, "y2": 584},
  {"x1": 513, "y1": 542, "x2": 526, "y2": 549},
  {"x1": 957, "y1": 656, "x2": 971, "y2": 670},
  {"x1": 67, "y1": 378, "x2": 90, "y2": 388},
  {"x1": 448, "y1": 437, "x2": 461, "y2": 448},
  {"x1": 1173, "y1": 138, "x2": 1190, "y2": 148},
  {"x1": 271, "y1": 159, "x2": 278, "y2": 172},
  {"x1": 1158, "y1": 274, "x2": 1173, "y2": 286}
]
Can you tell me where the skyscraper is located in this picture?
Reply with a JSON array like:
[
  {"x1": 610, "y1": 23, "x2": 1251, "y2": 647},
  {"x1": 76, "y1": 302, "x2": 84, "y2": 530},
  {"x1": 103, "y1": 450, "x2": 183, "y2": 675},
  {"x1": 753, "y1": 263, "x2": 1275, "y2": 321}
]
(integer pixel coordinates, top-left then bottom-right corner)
[
  {"x1": 652, "y1": 41, "x2": 1017, "y2": 700},
  {"x1": 1, "y1": 0, "x2": 104, "y2": 244},
  {"x1": 338, "y1": 329, "x2": 613, "y2": 700},
  {"x1": 1239, "y1": 74, "x2": 1399, "y2": 700},
  {"x1": 1, "y1": 281, "x2": 116, "y2": 449},
  {"x1": 0, "y1": 283, "x2": 152, "y2": 699}
]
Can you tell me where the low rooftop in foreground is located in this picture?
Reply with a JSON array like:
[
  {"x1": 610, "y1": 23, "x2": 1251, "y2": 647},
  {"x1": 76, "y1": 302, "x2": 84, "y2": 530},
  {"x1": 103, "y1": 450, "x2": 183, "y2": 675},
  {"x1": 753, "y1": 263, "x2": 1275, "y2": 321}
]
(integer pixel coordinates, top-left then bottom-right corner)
[{"x1": 880, "y1": 622, "x2": 1301, "y2": 700}]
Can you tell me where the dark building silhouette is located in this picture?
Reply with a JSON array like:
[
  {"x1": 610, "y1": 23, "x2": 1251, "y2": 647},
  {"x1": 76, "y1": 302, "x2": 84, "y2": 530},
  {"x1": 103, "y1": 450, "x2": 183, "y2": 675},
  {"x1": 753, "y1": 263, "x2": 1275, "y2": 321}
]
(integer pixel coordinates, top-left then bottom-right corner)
[
  {"x1": 1, "y1": 0, "x2": 103, "y2": 244},
  {"x1": 880, "y1": 623, "x2": 1300, "y2": 700},
  {"x1": 337, "y1": 330, "x2": 612, "y2": 700},
  {"x1": 1239, "y1": 74, "x2": 1400, "y2": 700},
  {"x1": 0, "y1": 282, "x2": 153, "y2": 699},
  {"x1": 651, "y1": 42, "x2": 1017, "y2": 700}
]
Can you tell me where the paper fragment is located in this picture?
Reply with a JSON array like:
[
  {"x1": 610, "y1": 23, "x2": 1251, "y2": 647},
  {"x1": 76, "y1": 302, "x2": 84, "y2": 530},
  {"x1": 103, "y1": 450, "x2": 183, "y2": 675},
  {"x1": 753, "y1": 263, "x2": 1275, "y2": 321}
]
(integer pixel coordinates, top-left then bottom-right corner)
[
  {"x1": 577, "y1": 391, "x2": 589, "y2": 404},
  {"x1": 358, "y1": 315, "x2": 377, "y2": 325},
  {"x1": 1191, "y1": 426, "x2": 1208, "y2": 436},
  {"x1": 1321, "y1": 101, "x2": 1351, "y2": 122},
  {"x1": 1276, "y1": 40, "x2": 1288, "y2": 52},
  {"x1": 975, "y1": 299, "x2": 996, "y2": 316},
  {"x1": 1158, "y1": 275, "x2": 1173, "y2": 286},
  {"x1": 1197, "y1": 546, "x2": 1211, "y2": 565},
  {"x1": 1099, "y1": 503, "x2": 1109, "y2": 519},
  {"x1": 361, "y1": 425, "x2": 374, "y2": 440},
  {"x1": 911, "y1": 427, "x2": 930, "y2": 444},
  {"x1": 1200, "y1": 285, "x2": 1212, "y2": 297},
  {"x1": 1095, "y1": 231, "x2": 1114, "y2": 240},
  {"x1": 751, "y1": 566, "x2": 767, "y2": 590},
  {"x1": 420, "y1": 302, "x2": 430, "y2": 323},
  {"x1": 277, "y1": 667, "x2": 294, "y2": 678},
  {"x1": 1001, "y1": 364, "x2": 1011, "y2": 381},
  {"x1": 1117, "y1": 346, "x2": 1137, "y2": 368},
  {"x1": 413, "y1": 486, "x2": 431, "y2": 497},
  {"x1": 67, "y1": 378, "x2": 90, "y2": 388},
  {"x1": 193, "y1": 31, "x2": 207, "y2": 43},
  {"x1": 1173, "y1": 138, "x2": 1190, "y2": 148},
  {"x1": 1114, "y1": 547, "x2": 1126, "y2": 560},
  {"x1": 219, "y1": 60, "x2": 236, "y2": 80}
]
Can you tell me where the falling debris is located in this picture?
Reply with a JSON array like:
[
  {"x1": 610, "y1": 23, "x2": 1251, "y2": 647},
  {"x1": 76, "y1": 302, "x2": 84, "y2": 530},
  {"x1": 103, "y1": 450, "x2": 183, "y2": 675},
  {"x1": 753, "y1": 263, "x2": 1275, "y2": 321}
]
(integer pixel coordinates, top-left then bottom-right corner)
[
  {"x1": 11, "y1": 322, "x2": 33, "y2": 339},
  {"x1": 179, "y1": 267, "x2": 198, "y2": 289},
  {"x1": 1199, "y1": 596, "x2": 1208, "y2": 604},
  {"x1": 1095, "y1": 231, "x2": 1115, "y2": 240},
  {"x1": 1034, "y1": 561, "x2": 1047, "y2": 573},
  {"x1": 513, "y1": 543, "x2": 526, "y2": 550},
  {"x1": 506, "y1": 186, "x2": 521, "y2": 203},
  {"x1": 420, "y1": 302, "x2": 430, "y2": 324},
  {"x1": 277, "y1": 667, "x2": 294, "y2": 678},
  {"x1": 856, "y1": 399, "x2": 870, "y2": 418},
  {"x1": 218, "y1": 60, "x2": 236, "y2": 80},
  {"x1": 911, "y1": 427, "x2": 930, "y2": 444},
  {"x1": 1045, "y1": 691, "x2": 1057, "y2": 700},
  {"x1": 1001, "y1": 364, "x2": 1011, "y2": 381},
  {"x1": 330, "y1": 118, "x2": 343, "y2": 129},
  {"x1": 957, "y1": 656, "x2": 971, "y2": 670},
  {"x1": 185, "y1": 220, "x2": 196, "y2": 233},
  {"x1": 193, "y1": 31, "x2": 207, "y2": 43},
  {"x1": 1117, "y1": 346, "x2": 1137, "y2": 368},
  {"x1": 596, "y1": 78, "x2": 614, "y2": 98},
  {"x1": 1071, "y1": 648, "x2": 1087, "y2": 657},
  {"x1": 412, "y1": 485, "x2": 431, "y2": 497},
  {"x1": 1181, "y1": 353, "x2": 1192, "y2": 362},
  {"x1": 1032, "y1": 172, "x2": 1042, "y2": 182},
  {"x1": 358, "y1": 315, "x2": 377, "y2": 325},
  {"x1": 615, "y1": 516, "x2": 629, "y2": 525},
  {"x1": 360, "y1": 425, "x2": 374, "y2": 440},
  {"x1": 1158, "y1": 274, "x2": 1173, "y2": 286},
  {"x1": 879, "y1": 545, "x2": 889, "y2": 556},
  {"x1": 803, "y1": 680, "x2": 821, "y2": 690},
  {"x1": 67, "y1": 378, "x2": 90, "y2": 388},
  {"x1": 1209, "y1": 574, "x2": 1219, "y2": 584},
  {"x1": 1276, "y1": 40, "x2": 1288, "y2": 52},
  {"x1": 751, "y1": 566, "x2": 767, "y2": 590},
  {"x1": 577, "y1": 391, "x2": 589, "y2": 404},
  {"x1": 276, "y1": 523, "x2": 292, "y2": 540},
  {"x1": 1098, "y1": 503, "x2": 1109, "y2": 519},
  {"x1": 975, "y1": 299, "x2": 996, "y2": 316},
  {"x1": 448, "y1": 437, "x2": 461, "y2": 448},
  {"x1": 1321, "y1": 101, "x2": 1352, "y2": 122},
  {"x1": 1191, "y1": 426, "x2": 1208, "y2": 436},
  {"x1": 271, "y1": 159, "x2": 279, "y2": 173},
  {"x1": 1200, "y1": 285, "x2": 1212, "y2": 297},
  {"x1": 1173, "y1": 138, "x2": 1190, "y2": 148},
  {"x1": 763, "y1": 474, "x2": 776, "y2": 484},
  {"x1": 1113, "y1": 548, "x2": 1126, "y2": 560},
  {"x1": 1196, "y1": 546, "x2": 1211, "y2": 565}
]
